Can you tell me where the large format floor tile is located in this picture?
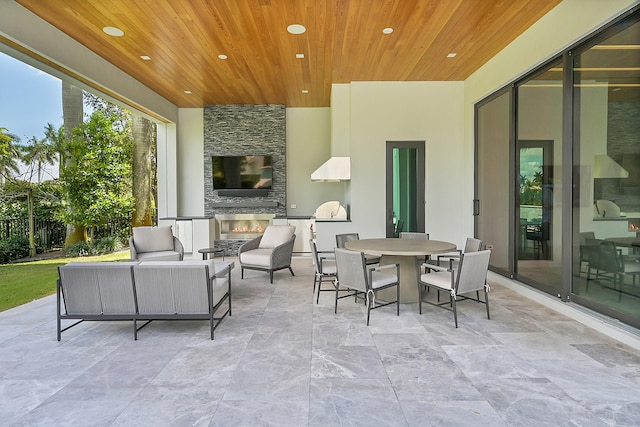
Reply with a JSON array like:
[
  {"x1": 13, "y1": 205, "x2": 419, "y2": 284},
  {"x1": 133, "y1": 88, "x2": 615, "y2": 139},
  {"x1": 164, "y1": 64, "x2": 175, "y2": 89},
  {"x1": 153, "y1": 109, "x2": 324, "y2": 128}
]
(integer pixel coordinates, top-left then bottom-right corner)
[{"x1": 1, "y1": 256, "x2": 640, "y2": 426}]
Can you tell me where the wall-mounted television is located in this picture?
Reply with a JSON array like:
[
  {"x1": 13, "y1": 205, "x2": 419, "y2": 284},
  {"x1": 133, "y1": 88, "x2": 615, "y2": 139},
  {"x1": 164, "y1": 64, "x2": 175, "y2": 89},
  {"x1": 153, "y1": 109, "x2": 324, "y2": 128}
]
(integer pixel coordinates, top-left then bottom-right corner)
[{"x1": 212, "y1": 155, "x2": 272, "y2": 193}]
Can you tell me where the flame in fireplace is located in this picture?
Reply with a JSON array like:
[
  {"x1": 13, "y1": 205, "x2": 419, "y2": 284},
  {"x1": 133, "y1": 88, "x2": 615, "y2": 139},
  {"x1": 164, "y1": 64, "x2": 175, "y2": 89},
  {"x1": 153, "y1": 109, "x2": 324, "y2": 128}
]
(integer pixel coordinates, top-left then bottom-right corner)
[{"x1": 230, "y1": 221, "x2": 266, "y2": 234}]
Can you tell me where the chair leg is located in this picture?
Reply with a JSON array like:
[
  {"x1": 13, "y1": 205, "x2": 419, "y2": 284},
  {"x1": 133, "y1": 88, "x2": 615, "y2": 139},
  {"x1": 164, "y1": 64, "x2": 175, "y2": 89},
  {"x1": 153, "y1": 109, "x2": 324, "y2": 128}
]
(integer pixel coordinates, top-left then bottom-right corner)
[
  {"x1": 270, "y1": 271, "x2": 273, "y2": 284},
  {"x1": 396, "y1": 284, "x2": 400, "y2": 316},
  {"x1": 484, "y1": 288, "x2": 490, "y2": 320},
  {"x1": 241, "y1": 267, "x2": 244, "y2": 279},
  {"x1": 452, "y1": 296, "x2": 458, "y2": 328},
  {"x1": 366, "y1": 293, "x2": 372, "y2": 326},
  {"x1": 334, "y1": 281, "x2": 340, "y2": 314},
  {"x1": 313, "y1": 275, "x2": 319, "y2": 303},
  {"x1": 289, "y1": 267, "x2": 295, "y2": 277},
  {"x1": 418, "y1": 284, "x2": 423, "y2": 315}
]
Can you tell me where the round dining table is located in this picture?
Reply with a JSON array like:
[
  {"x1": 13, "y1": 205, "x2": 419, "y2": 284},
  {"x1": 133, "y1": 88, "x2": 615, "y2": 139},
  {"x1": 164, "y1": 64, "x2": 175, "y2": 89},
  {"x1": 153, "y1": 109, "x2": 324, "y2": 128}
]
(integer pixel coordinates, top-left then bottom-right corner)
[{"x1": 344, "y1": 238, "x2": 457, "y2": 303}]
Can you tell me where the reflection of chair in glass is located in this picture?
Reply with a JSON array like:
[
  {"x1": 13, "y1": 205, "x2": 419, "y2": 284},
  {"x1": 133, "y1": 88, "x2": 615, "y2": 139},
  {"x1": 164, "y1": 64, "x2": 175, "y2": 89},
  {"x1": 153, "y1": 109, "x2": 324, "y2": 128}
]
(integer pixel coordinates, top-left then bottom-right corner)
[
  {"x1": 335, "y1": 233, "x2": 380, "y2": 265},
  {"x1": 526, "y1": 221, "x2": 549, "y2": 259},
  {"x1": 579, "y1": 232, "x2": 595, "y2": 275},
  {"x1": 418, "y1": 250, "x2": 492, "y2": 328},
  {"x1": 334, "y1": 248, "x2": 399, "y2": 325},
  {"x1": 310, "y1": 239, "x2": 337, "y2": 304},
  {"x1": 585, "y1": 238, "x2": 640, "y2": 298}
]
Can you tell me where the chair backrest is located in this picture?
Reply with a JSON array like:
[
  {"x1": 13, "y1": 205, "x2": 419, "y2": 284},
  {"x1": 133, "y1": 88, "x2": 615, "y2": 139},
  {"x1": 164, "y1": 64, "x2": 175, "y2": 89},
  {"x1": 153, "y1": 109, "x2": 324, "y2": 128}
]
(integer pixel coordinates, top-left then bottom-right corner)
[
  {"x1": 258, "y1": 225, "x2": 295, "y2": 249},
  {"x1": 58, "y1": 262, "x2": 138, "y2": 315},
  {"x1": 310, "y1": 239, "x2": 321, "y2": 273},
  {"x1": 399, "y1": 232, "x2": 429, "y2": 240},
  {"x1": 134, "y1": 261, "x2": 214, "y2": 314},
  {"x1": 132, "y1": 225, "x2": 176, "y2": 253},
  {"x1": 455, "y1": 250, "x2": 491, "y2": 295},
  {"x1": 463, "y1": 237, "x2": 483, "y2": 253},
  {"x1": 586, "y1": 238, "x2": 622, "y2": 273},
  {"x1": 336, "y1": 233, "x2": 359, "y2": 248},
  {"x1": 334, "y1": 248, "x2": 368, "y2": 292},
  {"x1": 579, "y1": 232, "x2": 596, "y2": 261}
]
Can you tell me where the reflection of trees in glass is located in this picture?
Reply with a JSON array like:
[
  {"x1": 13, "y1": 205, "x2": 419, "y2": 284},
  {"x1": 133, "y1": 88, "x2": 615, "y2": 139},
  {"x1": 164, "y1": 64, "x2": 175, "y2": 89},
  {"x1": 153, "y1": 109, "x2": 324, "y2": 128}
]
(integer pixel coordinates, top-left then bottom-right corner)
[{"x1": 520, "y1": 166, "x2": 543, "y2": 206}]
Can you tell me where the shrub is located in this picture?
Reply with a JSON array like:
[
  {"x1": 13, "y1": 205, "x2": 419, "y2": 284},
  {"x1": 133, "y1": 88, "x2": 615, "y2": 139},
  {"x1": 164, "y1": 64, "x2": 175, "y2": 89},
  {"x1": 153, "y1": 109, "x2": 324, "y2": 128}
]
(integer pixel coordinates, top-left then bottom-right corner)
[
  {"x1": 91, "y1": 236, "x2": 123, "y2": 255},
  {"x1": 65, "y1": 241, "x2": 91, "y2": 257},
  {"x1": 0, "y1": 235, "x2": 31, "y2": 264}
]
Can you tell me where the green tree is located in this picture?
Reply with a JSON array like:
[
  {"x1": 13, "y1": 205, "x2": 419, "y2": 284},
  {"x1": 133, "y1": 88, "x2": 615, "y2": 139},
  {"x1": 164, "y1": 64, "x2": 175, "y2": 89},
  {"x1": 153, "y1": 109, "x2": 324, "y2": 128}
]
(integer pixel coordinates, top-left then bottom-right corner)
[
  {"x1": 0, "y1": 127, "x2": 21, "y2": 185},
  {"x1": 59, "y1": 111, "x2": 133, "y2": 238}
]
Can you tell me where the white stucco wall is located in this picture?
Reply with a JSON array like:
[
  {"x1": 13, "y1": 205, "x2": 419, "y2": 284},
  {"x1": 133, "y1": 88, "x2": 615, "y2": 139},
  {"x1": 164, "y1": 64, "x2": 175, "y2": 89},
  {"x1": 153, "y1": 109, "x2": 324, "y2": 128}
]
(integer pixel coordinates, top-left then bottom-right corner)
[
  {"x1": 177, "y1": 109, "x2": 204, "y2": 216},
  {"x1": 347, "y1": 81, "x2": 467, "y2": 246}
]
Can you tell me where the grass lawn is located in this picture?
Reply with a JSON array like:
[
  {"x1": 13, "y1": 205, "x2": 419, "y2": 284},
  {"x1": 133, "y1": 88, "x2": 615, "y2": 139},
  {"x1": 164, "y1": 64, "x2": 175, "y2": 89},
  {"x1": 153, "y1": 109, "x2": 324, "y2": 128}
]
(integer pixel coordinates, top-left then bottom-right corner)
[{"x1": 0, "y1": 251, "x2": 130, "y2": 312}]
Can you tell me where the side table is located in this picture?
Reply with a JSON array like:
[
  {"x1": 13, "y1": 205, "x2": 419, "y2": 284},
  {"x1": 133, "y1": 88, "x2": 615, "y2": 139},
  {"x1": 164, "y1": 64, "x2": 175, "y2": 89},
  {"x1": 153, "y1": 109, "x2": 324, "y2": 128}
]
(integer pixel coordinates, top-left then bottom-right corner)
[{"x1": 198, "y1": 247, "x2": 225, "y2": 260}]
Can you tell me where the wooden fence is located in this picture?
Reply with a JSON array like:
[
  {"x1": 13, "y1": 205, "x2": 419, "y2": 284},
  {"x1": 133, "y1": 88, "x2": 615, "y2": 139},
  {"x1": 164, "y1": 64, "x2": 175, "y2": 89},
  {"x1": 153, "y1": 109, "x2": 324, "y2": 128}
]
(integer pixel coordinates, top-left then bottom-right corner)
[{"x1": 0, "y1": 217, "x2": 132, "y2": 249}]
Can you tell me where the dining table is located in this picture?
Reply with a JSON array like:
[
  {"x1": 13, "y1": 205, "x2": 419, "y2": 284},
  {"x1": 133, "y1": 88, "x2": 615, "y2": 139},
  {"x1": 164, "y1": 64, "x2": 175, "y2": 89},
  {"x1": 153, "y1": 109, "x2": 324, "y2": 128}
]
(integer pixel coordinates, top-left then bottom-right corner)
[{"x1": 344, "y1": 238, "x2": 457, "y2": 303}]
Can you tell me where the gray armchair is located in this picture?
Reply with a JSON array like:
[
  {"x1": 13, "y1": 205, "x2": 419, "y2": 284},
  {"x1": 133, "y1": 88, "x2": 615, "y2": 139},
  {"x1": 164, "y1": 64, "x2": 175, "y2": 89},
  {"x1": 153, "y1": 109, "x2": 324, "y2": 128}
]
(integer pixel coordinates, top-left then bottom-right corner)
[
  {"x1": 129, "y1": 226, "x2": 184, "y2": 261},
  {"x1": 238, "y1": 225, "x2": 296, "y2": 283}
]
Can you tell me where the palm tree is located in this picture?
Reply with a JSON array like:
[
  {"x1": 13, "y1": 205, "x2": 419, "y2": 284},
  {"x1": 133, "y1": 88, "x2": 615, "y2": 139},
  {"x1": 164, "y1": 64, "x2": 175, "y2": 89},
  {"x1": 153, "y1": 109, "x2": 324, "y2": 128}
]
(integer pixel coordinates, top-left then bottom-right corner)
[
  {"x1": 44, "y1": 122, "x2": 66, "y2": 175},
  {"x1": 0, "y1": 127, "x2": 21, "y2": 185},
  {"x1": 23, "y1": 136, "x2": 57, "y2": 183}
]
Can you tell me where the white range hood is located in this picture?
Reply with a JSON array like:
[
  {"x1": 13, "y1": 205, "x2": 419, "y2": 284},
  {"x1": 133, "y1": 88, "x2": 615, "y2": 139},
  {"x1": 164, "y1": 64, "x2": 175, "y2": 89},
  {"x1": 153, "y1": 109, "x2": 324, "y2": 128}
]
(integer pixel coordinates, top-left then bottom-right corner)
[{"x1": 311, "y1": 156, "x2": 351, "y2": 181}]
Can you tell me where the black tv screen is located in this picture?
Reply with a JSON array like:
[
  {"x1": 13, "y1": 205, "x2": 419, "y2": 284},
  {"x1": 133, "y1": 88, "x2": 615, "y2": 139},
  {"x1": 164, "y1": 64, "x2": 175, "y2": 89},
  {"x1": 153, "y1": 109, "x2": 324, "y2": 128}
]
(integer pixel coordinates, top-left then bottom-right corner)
[{"x1": 212, "y1": 155, "x2": 272, "y2": 190}]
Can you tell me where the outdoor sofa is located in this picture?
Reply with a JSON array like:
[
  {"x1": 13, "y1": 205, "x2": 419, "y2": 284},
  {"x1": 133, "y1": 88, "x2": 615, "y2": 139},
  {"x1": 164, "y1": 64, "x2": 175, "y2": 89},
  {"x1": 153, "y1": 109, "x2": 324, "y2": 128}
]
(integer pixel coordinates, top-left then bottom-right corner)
[{"x1": 56, "y1": 259, "x2": 233, "y2": 340}]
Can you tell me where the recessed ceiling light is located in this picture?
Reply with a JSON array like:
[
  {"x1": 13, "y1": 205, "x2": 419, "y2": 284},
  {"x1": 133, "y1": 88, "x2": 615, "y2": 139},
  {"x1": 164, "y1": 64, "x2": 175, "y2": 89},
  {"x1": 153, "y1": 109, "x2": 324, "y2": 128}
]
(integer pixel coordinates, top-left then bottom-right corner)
[
  {"x1": 382, "y1": 27, "x2": 393, "y2": 35},
  {"x1": 287, "y1": 24, "x2": 306, "y2": 35},
  {"x1": 184, "y1": 90, "x2": 192, "y2": 94},
  {"x1": 447, "y1": 53, "x2": 457, "y2": 58},
  {"x1": 302, "y1": 89, "x2": 309, "y2": 93},
  {"x1": 296, "y1": 53, "x2": 305, "y2": 59},
  {"x1": 140, "y1": 55, "x2": 151, "y2": 61},
  {"x1": 218, "y1": 54, "x2": 228, "y2": 60},
  {"x1": 102, "y1": 26, "x2": 124, "y2": 37}
]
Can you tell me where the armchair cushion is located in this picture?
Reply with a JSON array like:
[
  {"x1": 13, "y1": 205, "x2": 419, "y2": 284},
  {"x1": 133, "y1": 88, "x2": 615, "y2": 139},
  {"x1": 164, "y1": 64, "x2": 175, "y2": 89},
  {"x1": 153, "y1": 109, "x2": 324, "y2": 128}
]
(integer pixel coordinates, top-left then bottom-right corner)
[
  {"x1": 258, "y1": 225, "x2": 295, "y2": 249},
  {"x1": 132, "y1": 226, "x2": 174, "y2": 253}
]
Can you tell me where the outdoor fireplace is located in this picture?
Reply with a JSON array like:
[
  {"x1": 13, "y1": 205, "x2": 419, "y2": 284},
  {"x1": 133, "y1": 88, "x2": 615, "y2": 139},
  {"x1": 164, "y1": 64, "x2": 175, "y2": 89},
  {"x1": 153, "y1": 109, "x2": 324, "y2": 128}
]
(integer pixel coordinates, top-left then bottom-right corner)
[{"x1": 216, "y1": 214, "x2": 274, "y2": 240}]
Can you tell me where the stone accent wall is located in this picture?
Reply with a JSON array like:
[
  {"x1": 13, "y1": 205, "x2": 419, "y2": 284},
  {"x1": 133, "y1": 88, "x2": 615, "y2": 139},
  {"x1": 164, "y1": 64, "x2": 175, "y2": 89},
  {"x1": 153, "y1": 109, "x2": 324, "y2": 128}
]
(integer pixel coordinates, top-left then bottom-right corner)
[{"x1": 203, "y1": 105, "x2": 286, "y2": 217}]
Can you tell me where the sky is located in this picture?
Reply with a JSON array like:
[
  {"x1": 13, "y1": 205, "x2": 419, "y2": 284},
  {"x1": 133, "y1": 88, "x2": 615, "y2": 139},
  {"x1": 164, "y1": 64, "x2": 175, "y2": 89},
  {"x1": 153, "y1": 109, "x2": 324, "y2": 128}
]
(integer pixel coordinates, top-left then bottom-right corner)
[{"x1": 1, "y1": 52, "x2": 63, "y2": 180}]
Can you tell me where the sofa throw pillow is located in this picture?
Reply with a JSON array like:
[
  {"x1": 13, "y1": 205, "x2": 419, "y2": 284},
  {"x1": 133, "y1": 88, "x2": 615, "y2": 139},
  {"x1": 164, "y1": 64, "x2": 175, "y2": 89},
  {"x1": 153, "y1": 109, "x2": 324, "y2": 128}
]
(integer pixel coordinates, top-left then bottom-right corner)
[
  {"x1": 258, "y1": 225, "x2": 295, "y2": 249},
  {"x1": 133, "y1": 226, "x2": 175, "y2": 253}
]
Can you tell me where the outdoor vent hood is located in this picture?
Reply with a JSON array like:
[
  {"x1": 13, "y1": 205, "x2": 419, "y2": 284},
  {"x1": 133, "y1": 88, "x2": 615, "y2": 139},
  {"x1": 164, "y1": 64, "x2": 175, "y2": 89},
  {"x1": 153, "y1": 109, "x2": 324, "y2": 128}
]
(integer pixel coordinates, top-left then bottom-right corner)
[{"x1": 311, "y1": 156, "x2": 351, "y2": 182}]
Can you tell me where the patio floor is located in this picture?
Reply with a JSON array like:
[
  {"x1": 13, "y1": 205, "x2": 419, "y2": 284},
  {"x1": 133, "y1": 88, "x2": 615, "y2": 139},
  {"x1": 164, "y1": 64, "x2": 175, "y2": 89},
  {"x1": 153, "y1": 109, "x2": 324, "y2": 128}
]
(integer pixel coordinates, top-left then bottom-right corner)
[{"x1": 2, "y1": 256, "x2": 640, "y2": 426}]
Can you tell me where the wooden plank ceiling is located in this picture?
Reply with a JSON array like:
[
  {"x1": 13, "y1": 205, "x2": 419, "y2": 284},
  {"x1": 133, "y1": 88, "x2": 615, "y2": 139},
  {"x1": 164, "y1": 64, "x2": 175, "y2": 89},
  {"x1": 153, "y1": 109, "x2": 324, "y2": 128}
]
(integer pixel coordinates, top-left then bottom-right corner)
[{"x1": 15, "y1": 0, "x2": 563, "y2": 108}]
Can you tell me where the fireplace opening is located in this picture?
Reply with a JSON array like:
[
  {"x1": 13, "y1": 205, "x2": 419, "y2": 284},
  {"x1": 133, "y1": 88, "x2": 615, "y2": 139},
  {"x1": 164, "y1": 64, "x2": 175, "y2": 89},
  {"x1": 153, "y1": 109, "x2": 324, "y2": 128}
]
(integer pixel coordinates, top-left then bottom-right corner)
[{"x1": 216, "y1": 214, "x2": 274, "y2": 240}]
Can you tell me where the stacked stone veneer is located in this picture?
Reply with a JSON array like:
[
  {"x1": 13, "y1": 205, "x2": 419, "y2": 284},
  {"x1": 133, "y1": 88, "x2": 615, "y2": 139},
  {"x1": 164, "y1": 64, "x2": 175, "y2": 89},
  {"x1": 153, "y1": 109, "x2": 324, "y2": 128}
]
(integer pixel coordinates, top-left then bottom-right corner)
[
  {"x1": 203, "y1": 104, "x2": 286, "y2": 217},
  {"x1": 204, "y1": 105, "x2": 286, "y2": 254}
]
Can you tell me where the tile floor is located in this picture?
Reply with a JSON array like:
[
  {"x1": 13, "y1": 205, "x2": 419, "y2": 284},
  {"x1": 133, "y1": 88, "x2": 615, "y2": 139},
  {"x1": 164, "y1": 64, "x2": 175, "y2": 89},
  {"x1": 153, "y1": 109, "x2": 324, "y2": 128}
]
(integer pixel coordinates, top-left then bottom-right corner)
[{"x1": 2, "y1": 256, "x2": 640, "y2": 426}]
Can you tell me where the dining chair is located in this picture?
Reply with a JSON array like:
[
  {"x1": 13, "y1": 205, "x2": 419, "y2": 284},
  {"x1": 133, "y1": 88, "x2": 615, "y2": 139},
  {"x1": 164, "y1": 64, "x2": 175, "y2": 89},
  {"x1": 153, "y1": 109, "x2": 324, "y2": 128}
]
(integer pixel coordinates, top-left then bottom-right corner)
[
  {"x1": 399, "y1": 232, "x2": 430, "y2": 263},
  {"x1": 335, "y1": 233, "x2": 380, "y2": 265},
  {"x1": 310, "y1": 239, "x2": 337, "y2": 304},
  {"x1": 418, "y1": 249, "x2": 491, "y2": 328},
  {"x1": 334, "y1": 248, "x2": 400, "y2": 325}
]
